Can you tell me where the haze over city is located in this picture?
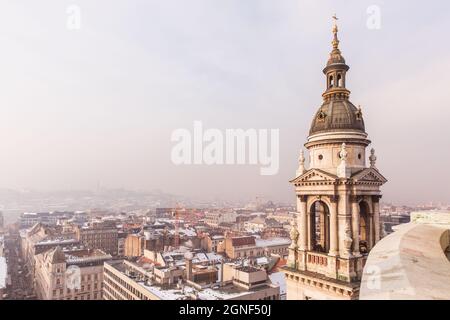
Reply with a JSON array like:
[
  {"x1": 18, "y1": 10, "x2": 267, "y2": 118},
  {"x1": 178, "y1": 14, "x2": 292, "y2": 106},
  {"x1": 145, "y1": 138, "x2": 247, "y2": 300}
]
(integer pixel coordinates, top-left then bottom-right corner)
[{"x1": 0, "y1": 0, "x2": 449, "y2": 206}]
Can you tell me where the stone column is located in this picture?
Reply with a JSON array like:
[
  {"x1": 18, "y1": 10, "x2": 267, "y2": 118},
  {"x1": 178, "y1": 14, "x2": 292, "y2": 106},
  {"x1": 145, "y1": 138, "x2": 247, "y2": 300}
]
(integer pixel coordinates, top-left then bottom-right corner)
[
  {"x1": 367, "y1": 214, "x2": 373, "y2": 251},
  {"x1": 337, "y1": 190, "x2": 352, "y2": 258},
  {"x1": 351, "y1": 196, "x2": 360, "y2": 256},
  {"x1": 297, "y1": 195, "x2": 308, "y2": 251},
  {"x1": 329, "y1": 196, "x2": 339, "y2": 256},
  {"x1": 372, "y1": 195, "x2": 382, "y2": 242}
]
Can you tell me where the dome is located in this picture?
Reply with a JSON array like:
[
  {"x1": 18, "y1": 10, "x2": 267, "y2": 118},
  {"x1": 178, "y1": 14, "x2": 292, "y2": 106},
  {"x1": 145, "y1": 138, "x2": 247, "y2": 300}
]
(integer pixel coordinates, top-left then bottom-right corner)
[
  {"x1": 327, "y1": 51, "x2": 346, "y2": 66},
  {"x1": 309, "y1": 99, "x2": 365, "y2": 135}
]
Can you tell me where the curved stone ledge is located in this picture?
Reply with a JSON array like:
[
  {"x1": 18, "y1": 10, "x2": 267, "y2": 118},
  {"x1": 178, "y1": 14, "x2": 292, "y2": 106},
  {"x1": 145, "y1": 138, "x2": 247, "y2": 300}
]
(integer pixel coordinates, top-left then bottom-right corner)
[{"x1": 360, "y1": 219, "x2": 450, "y2": 300}]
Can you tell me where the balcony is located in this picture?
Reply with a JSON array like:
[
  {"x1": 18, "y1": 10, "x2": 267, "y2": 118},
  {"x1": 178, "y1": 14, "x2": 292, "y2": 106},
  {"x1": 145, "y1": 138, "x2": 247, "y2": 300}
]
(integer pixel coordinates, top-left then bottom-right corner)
[{"x1": 306, "y1": 252, "x2": 329, "y2": 274}]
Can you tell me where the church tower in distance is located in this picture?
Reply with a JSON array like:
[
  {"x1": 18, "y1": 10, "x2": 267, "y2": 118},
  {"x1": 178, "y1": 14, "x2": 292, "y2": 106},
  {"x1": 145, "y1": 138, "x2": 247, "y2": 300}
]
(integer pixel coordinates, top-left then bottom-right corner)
[{"x1": 283, "y1": 17, "x2": 387, "y2": 300}]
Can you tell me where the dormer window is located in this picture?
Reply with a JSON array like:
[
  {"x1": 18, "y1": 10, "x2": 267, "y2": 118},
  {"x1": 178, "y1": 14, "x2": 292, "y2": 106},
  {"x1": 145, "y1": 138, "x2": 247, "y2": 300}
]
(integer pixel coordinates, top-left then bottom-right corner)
[
  {"x1": 317, "y1": 110, "x2": 327, "y2": 122},
  {"x1": 355, "y1": 107, "x2": 363, "y2": 120}
]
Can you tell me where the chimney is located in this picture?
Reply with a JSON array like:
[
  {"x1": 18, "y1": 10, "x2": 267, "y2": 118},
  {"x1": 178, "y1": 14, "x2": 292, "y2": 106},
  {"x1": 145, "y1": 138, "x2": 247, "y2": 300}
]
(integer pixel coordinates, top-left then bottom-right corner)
[
  {"x1": 220, "y1": 259, "x2": 224, "y2": 287},
  {"x1": 184, "y1": 252, "x2": 194, "y2": 281}
]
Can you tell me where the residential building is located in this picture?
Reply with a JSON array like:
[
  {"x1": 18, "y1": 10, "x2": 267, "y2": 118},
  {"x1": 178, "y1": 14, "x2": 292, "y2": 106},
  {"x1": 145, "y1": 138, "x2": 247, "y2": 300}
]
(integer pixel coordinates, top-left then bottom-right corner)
[
  {"x1": 75, "y1": 223, "x2": 118, "y2": 256},
  {"x1": 34, "y1": 246, "x2": 112, "y2": 300}
]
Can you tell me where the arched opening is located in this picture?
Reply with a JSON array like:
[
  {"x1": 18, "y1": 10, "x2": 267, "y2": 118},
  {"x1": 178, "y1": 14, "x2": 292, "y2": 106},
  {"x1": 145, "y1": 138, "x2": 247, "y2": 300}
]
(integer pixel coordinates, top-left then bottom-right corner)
[
  {"x1": 337, "y1": 74, "x2": 342, "y2": 87},
  {"x1": 310, "y1": 201, "x2": 330, "y2": 253},
  {"x1": 328, "y1": 75, "x2": 334, "y2": 88},
  {"x1": 359, "y1": 201, "x2": 371, "y2": 254}
]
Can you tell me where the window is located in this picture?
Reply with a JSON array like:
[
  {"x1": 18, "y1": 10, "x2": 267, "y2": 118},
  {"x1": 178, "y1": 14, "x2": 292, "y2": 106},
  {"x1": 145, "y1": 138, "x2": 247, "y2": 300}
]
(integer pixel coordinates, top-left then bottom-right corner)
[
  {"x1": 318, "y1": 154, "x2": 323, "y2": 160},
  {"x1": 337, "y1": 74, "x2": 342, "y2": 87}
]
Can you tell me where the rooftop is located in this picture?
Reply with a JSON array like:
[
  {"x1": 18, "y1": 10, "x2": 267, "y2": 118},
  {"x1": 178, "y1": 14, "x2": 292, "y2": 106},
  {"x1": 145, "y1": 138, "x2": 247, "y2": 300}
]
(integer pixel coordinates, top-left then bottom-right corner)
[
  {"x1": 107, "y1": 260, "x2": 276, "y2": 300},
  {"x1": 255, "y1": 238, "x2": 291, "y2": 247}
]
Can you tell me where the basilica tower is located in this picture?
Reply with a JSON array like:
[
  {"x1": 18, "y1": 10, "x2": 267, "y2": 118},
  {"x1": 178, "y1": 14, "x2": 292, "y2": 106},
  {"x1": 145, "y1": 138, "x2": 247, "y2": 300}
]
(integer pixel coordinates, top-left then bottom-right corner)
[{"x1": 283, "y1": 18, "x2": 387, "y2": 300}]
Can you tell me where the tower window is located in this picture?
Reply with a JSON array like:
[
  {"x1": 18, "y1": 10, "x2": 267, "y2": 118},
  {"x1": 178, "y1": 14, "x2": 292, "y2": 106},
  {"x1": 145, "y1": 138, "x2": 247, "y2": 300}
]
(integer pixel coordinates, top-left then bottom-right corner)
[
  {"x1": 337, "y1": 74, "x2": 342, "y2": 87},
  {"x1": 329, "y1": 75, "x2": 334, "y2": 88},
  {"x1": 318, "y1": 154, "x2": 323, "y2": 160},
  {"x1": 358, "y1": 153, "x2": 362, "y2": 160}
]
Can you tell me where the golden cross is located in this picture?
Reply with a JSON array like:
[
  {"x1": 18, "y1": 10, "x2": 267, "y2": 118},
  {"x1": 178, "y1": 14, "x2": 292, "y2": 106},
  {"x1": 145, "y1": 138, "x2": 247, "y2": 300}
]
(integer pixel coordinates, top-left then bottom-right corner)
[{"x1": 332, "y1": 14, "x2": 339, "y2": 34}]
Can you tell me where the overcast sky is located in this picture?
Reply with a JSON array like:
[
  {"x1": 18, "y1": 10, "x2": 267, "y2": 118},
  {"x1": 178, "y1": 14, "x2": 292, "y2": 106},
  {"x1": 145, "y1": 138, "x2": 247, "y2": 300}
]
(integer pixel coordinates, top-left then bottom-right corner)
[{"x1": 0, "y1": 0, "x2": 449, "y2": 205}]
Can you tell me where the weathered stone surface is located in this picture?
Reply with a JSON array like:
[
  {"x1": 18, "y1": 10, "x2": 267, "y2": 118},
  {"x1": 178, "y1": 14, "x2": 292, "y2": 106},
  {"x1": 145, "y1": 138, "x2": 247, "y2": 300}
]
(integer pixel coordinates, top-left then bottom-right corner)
[{"x1": 360, "y1": 211, "x2": 450, "y2": 300}]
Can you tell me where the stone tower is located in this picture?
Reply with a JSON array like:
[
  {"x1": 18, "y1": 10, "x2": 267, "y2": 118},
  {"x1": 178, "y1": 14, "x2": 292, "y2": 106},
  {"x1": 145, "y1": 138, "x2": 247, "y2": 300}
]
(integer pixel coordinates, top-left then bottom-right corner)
[{"x1": 283, "y1": 17, "x2": 387, "y2": 300}]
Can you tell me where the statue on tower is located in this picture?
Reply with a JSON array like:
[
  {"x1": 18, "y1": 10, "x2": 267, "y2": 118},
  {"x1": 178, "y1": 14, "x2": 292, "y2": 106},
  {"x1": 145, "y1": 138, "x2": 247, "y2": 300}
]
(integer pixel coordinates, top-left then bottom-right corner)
[
  {"x1": 369, "y1": 148, "x2": 377, "y2": 169},
  {"x1": 337, "y1": 143, "x2": 351, "y2": 178},
  {"x1": 287, "y1": 220, "x2": 299, "y2": 268},
  {"x1": 289, "y1": 220, "x2": 299, "y2": 249},
  {"x1": 296, "y1": 150, "x2": 306, "y2": 177},
  {"x1": 339, "y1": 143, "x2": 348, "y2": 161}
]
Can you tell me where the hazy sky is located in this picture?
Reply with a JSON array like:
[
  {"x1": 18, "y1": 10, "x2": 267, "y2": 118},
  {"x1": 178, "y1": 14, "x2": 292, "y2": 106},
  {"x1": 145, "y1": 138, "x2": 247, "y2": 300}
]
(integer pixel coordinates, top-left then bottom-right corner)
[{"x1": 0, "y1": 0, "x2": 449, "y2": 205}]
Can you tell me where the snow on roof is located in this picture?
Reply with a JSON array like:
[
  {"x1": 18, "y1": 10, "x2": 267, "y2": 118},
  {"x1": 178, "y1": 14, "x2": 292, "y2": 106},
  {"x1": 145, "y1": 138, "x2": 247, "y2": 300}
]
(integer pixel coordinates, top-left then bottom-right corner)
[
  {"x1": 0, "y1": 256, "x2": 7, "y2": 289},
  {"x1": 196, "y1": 287, "x2": 250, "y2": 300},
  {"x1": 255, "y1": 238, "x2": 291, "y2": 247},
  {"x1": 269, "y1": 272, "x2": 286, "y2": 295},
  {"x1": 139, "y1": 282, "x2": 187, "y2": 300},
  {"x1": 206, "y1": 252, "x2": 223, "y2": 262},
  {"x1": 256, "y1": 256, "x2": 269, "y2": 265},
  {"x1": 37, "y1": 238, "x2": 78, "y2": 246},
  {"x1": 179, "y1": 228, "x2": 196, "y2": 237},
  {"x1": 143, "y1": 282, "x2": 248, "y2": 300}
]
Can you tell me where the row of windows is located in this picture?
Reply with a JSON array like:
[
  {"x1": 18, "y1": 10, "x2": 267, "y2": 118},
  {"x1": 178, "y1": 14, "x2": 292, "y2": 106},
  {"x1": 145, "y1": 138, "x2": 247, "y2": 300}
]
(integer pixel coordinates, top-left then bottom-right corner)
[
  {"x1": 235, "y1": 247, "x2": 286, "y2": 258},
  {"x1": 82, "y1": 234, "x2": 117, "y2": 239},
  {"x1": 104, "y1": 268, "x2": 150, "y2": 300},
  {"x1": 52, "y1": 282, "x2": 102, "y2": 295}
]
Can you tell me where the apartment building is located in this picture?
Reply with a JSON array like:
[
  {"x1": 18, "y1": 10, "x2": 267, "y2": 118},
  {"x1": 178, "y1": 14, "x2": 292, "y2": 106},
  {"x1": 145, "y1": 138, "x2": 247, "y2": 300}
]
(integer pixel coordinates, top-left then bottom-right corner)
[
  {"x1": 75, "y1": 223, "x2": 118, "y2": 256},
  {"x1": 34, "y1": 246, "x2": 112, "y2": 300}
]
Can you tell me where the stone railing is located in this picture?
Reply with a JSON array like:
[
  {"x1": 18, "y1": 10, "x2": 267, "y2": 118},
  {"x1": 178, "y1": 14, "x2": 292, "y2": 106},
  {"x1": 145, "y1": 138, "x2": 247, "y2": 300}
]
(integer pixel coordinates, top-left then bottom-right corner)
[
  {"x1": 306, "y1": 252, "x2": 329, "y2": 274},
  {"x1": 360, "y1": 210, "x2": 450, "y2": 300}
]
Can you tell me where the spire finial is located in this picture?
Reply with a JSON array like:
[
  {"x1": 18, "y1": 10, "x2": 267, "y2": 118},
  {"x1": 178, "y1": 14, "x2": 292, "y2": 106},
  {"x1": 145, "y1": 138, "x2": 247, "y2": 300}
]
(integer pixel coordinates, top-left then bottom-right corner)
[{"x1": 332, "y1": 14, "x2": 339, "y2": 50}]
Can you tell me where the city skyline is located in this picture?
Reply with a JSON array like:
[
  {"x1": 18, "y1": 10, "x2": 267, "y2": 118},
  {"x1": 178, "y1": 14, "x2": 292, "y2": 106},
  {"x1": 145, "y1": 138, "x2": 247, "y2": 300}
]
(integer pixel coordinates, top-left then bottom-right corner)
[
  {"x1": 0, "y1": 1, "x2": 449, "y2": 206},
  {"x1": 1, "y1": 1, "x2": 449, "y2": 304}
]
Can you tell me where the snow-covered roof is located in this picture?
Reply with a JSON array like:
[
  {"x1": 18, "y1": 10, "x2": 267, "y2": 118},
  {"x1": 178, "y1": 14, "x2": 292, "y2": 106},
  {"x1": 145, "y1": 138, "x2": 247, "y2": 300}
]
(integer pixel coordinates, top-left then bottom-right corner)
[
  {"x1": 269, "y1": 272, "x2": 286, "y2": 295},
  {"x1": 138, "y1": 281, "x2": 249, "y2": 300},
  {"x1": 255, "y1": 238, "x2": 291, "y2": 247},
  {"x1": 37, "y1": 238, "x2": 78, "y2": 246}
]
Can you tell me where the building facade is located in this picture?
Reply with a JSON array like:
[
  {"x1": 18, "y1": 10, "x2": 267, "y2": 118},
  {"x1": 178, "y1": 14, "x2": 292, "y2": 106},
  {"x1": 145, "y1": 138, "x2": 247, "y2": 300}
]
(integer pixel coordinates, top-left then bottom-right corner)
[
  {"x1": 75, "y1": 224, "x2": 118, "y2": 256},
  {"x1": 282, "y1": 19, "x2": 387, "y2": 300},
  {"x1": 224, "y1": 235, "x2": 290, "y2": 259},
  {"x1": 34, "y1": 246, "x2": 112, "y2": 300}
]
